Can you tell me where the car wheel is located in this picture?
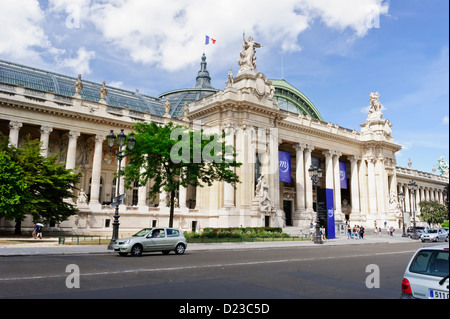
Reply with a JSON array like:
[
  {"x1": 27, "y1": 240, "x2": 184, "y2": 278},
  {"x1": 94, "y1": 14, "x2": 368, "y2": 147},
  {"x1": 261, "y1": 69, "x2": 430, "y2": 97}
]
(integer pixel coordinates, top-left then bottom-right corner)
[
  {"x1": 130, "y1": 244, "x2": 143, "y2": 256},
  {"x1": 446, "y1": 237, "x2": 449, "y2": 242},
  {"x1": 175, "y1": 244, "x2": 185, "y2": 255}
]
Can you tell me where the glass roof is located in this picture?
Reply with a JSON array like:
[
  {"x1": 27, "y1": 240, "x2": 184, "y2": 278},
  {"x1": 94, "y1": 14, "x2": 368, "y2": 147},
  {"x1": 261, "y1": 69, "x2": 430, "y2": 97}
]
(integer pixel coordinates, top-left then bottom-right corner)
[{"x1": 0, "y1": 58, "x2": 322, "y2": 121}]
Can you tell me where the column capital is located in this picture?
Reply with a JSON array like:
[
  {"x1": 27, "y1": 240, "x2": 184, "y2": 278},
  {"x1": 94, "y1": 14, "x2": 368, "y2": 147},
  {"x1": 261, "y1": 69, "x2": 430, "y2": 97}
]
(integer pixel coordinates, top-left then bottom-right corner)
[
  {"x1": 69, "y1": 130, "x2": 81, "y2": 139},
  {"x1": 349, "y1": 155, "x2": 361, "y2": 163},
  {"x1": 322, "y1": 150, "x2": 334, "y2": 158},
  {"x1": 304, "y1": 144, "x2": 314, "y2": 152},
  {"x1": 9, "y1": 121, "x2": 23, "y2": 130},
  {"x1": 293, "y1": 143, "x2": 306, "y2": 152},
  {"x1": 40, "y1": 126, "x2": 53, "y2": 135},
  {"x1": 332, "y1": 150, "x2": 342, "y2": 158},
  {"x1": 95, "y1": 134, "x2": 106, "y2": 143}
]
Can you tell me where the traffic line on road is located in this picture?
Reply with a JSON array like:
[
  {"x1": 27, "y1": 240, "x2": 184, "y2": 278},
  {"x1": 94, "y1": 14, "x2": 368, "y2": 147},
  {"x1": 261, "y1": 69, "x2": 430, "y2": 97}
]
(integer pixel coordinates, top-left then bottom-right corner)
[{"x1": 0, "y1": 249, "x2": 417, "y2": 282}]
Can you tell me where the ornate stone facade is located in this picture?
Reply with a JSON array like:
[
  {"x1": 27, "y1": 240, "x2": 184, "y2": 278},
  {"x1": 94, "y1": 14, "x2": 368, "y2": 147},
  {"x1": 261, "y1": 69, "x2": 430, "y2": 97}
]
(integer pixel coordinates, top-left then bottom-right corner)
[{"x1": 0, "y1": 40, "x2": 448, "y2": 236}]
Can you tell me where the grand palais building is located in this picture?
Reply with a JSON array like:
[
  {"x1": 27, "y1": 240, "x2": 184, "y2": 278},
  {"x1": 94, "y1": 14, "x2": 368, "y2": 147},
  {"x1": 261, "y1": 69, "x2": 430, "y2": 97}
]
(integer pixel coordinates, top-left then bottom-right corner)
[{"x1": 0, "y1": 43, "x2": 448, "y2": 237}]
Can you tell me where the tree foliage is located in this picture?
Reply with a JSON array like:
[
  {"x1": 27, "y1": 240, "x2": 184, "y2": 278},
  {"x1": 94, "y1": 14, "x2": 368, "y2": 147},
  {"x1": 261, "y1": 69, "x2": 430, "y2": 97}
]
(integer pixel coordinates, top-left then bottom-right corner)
[
  {"x1": 0, "y1": 133, "x2": 82, "y2": 233},
  {"x1": 124, "y1": 122, "x2": 242, "y2": 227},
  {"x1": 418, "y1": 200, "x2": 447, "y2": 226}
]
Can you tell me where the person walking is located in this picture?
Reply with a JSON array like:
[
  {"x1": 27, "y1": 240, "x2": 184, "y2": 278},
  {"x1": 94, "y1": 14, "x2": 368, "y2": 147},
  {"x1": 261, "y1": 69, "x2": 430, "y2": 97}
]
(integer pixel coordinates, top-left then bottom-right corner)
[
  {"x1": 360, "y1": 226, "x2": 365, "y2": 239},
  {"x1": 347, "y1": 224, "x2": 352, "y2": 239},
  {"x1": 320, "y1": 225, "x2": 328, "y2": 242},
  {"x1": 32, "y1": 223, "x2": 37, "y2": 239},
  {"x1": 309, "y1": 223, "x2": 315, "y2": 242},
  {"x1": 35, "y1": 223, "x2": 43, "y2": 239}
]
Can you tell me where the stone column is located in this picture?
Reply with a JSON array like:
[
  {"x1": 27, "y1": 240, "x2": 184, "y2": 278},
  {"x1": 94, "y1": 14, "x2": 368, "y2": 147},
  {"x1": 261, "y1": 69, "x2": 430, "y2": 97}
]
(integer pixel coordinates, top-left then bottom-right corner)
[
  {"x1": 65, "y1": 131, "x2": 80, "y2": 170},
  {"x1": 322, "y1": 150, "x2": 334, "y2": 191},
  {"x1": 39, "y1": 126, "x2": 53, "y2": 157},
  {"x1": 304, "y1": 145, "x2": 314, "y2": 214},
  {"x1": 404, "y1": 183, "x2": 410, "y2": 213},
  {"x1": 8, "y1": 121, "x2": 22, "y2": 147},
  {"x1": 332, "y1": 151, "x2": 343, "y2": 218},
  {"x1": 89, "y1": 134, "x2": 105, "y2": 208},
  {"x1": 294, "y1": 143, "x2": 306, "y2": 214},
  {"x1": 349, "y1": 156, "x2": 361, "y2": 215},
  {"x1": 366, "y1": 157, "x2": 377, "y2": 214},
  {"x1": 223, "y1": 125, "x2": 235, "y2": 208}
]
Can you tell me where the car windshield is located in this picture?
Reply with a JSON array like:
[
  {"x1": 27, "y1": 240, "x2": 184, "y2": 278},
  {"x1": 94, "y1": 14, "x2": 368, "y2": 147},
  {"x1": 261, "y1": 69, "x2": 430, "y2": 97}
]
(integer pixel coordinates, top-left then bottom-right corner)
[
  {"x1": 409, "y1": 249, "x2": 449, "y2": 278},
  {"x1": 132, "y1": 228, "x2": 152, "y2": 237},
  {"x1": 427, "y1": 229, "x2": 438, "y2": 233}
]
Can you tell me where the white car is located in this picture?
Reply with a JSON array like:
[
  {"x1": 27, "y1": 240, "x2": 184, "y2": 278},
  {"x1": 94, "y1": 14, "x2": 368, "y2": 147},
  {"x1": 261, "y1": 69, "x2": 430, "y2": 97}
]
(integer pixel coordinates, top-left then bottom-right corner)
[
  {"x1": 421, "y1": 228, "x2": 449, "y2": 242},
  {"x1": 113, "y1": 227, "x2": 187, "y2": 256},
  {"x1": 401, "y1": 244, "x2": 449, "y2": 299}
]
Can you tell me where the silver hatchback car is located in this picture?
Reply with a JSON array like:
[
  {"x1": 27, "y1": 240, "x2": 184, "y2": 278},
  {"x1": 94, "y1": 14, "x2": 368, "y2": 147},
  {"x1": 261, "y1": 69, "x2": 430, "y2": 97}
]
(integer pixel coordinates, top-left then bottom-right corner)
[
  {"x1": 421, "y1": 228, "x2": 449, "y2": 242},
  {"x1": 401, "y1": 244, "x2": 449, "y2": 299},
  {"x1": 113, "y1": 227, "x2": 187, "y2": 256}
]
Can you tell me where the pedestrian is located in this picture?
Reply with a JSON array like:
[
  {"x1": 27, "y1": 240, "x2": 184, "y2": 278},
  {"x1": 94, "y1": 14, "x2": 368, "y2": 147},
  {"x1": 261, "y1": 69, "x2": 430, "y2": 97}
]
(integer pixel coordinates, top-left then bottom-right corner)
[
  {"x1": 32, "y1": 223, "x2": 37, "y2": 239},
  {"x1": 320, "y1": 225, "x2": 327, "y2": 242},
  {"x1": 378, "y1": 227, "x2": 382, "y2": 236},
  {"x1": 353, "y1": 225, "x2": 357, "y2": 239},
  {"x1": 360, "y1": 226, "x2": 365, "y2": 239},
  {"x1": 309, "y1": 223, "x2": 315, "y2": 242},
  {"x1": 347, "y1": 224, "x2": 352, "y2": 239},
  {"x1": 36, "y1": 224, "x2": 43, "y2": 239}
]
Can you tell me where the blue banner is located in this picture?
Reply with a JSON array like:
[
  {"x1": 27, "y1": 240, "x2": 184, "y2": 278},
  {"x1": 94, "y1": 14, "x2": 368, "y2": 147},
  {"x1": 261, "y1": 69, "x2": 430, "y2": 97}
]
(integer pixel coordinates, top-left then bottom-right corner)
[
  {"x1": 279, "y1": 151, "x2": 291, "y2": 183},
  {"x1": 326, "y1": 188, "x2": 335, "y2": 239},
  {"x1": 339, "y1": 162, "x2": 347, "y2": 189}
]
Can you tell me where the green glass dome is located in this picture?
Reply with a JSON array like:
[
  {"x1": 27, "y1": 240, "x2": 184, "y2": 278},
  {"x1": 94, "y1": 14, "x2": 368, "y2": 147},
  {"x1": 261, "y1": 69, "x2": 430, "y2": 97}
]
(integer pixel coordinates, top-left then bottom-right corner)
[{"x1": 270, "y1": 79, "x2": 323, "y2": 121}]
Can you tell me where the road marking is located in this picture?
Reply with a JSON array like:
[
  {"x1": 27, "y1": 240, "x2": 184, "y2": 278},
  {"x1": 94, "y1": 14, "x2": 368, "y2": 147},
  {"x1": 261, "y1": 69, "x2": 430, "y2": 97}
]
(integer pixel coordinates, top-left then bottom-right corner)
[{"x1": 0, "y1": 249, "x2": 417, "y2": 282}]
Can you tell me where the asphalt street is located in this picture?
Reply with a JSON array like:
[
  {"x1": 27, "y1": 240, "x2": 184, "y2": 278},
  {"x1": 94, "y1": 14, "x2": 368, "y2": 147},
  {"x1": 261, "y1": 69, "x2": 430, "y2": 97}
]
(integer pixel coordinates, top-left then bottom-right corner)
[{"x1": 1, "y1": 236, "x2": 443, "y2": 300}]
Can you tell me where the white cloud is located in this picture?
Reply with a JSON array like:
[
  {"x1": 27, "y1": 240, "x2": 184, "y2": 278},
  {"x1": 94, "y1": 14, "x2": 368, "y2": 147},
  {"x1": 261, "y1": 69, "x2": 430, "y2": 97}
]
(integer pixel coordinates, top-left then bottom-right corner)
[
  {"x1": 0, "y1": 0, "x2": 50, "y2": 61},
  {"x1": 0, "y1": 0, "x2": 390, "y2": 73},
  {"x1": 443, "y1": 116, "x2": 449, "y2": 125},
  {"x1": 85, "y1": 0, "x2": 389, "y2": 71},
  {"x1": 58, "y1": 47, "x2": 96, "y2": 75}
]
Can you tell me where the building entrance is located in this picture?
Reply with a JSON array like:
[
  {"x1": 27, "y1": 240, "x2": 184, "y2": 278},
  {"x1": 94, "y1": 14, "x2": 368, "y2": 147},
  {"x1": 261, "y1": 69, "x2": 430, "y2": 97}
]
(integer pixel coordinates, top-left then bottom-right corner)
[{"x1": 283, "y1": 200, "x2": 293, "y2": 226}]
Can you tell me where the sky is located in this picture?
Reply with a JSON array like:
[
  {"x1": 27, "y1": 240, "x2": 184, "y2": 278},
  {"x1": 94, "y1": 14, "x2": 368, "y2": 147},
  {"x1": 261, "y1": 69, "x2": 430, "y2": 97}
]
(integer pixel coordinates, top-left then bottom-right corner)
[{"x1": 0, "y1": 0, "x2": 448, "y2": 174}]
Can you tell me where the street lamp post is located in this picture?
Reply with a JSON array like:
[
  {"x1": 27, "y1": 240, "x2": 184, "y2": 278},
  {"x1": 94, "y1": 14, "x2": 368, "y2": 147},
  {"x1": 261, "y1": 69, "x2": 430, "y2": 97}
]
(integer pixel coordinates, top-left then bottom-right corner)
[
  {"x1": 106, "y1": 129, "x2": 136, "y2": 250},
  {"x1": 407, "y1": 180, "x2": 419, "y2": 240},
  {"x1": 398, "y1": 191, "x2": 407, "y2": 237},
  {"x1": 308, "y1": 165, "x2": 323, "y2": 244}
]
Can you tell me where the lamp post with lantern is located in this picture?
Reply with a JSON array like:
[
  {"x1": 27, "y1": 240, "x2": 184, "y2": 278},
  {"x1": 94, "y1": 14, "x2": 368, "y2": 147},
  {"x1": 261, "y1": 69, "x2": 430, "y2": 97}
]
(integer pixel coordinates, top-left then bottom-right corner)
[
  {"x1": 398, "y1": 191, "x2": 407, "y2": 237},
  {"x1": 106, "y1": 129, "x2": 136, "y2": 250},
  {"x1": 308, "y1": 165, "x2": 323, "y2": 244},
  {"x1": 407, "y1": 180, "x2": 419, "y2": 240}
]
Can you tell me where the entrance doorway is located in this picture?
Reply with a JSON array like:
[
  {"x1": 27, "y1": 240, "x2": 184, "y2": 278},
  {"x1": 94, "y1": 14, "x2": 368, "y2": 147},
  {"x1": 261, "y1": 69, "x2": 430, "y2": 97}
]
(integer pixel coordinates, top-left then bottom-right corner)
[{"x1": 283, "y1": 200, "x2": 293, "y2": 226}]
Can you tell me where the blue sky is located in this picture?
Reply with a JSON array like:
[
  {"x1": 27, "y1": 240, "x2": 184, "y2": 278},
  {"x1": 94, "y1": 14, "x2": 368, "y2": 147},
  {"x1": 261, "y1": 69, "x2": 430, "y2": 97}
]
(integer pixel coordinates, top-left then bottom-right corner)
[{"x1": 0, "y1": 0, "x2": 448, "y2": 174}]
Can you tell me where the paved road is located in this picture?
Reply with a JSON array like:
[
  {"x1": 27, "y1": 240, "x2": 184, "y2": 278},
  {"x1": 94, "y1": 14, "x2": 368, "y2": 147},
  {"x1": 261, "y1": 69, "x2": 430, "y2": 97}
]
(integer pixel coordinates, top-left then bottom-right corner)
[{"x1": 1, "y1": 236, "x2": 442, "y2": 300}]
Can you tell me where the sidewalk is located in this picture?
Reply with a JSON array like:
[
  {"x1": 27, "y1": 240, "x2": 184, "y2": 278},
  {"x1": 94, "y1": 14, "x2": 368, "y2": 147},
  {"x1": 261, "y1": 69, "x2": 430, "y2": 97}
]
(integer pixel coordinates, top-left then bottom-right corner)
[{"x1": 0, "y1": 233, "x2": 426, "y2": 257}]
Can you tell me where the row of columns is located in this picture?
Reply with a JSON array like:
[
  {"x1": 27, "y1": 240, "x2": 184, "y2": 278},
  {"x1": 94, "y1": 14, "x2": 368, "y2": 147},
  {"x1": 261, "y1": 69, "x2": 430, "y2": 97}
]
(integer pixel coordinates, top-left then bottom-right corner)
[
  {"x1": 398, "y1": 182, "x2": 446, "y2": 214},
  {"x1": 7, "y1": 120, "x2": 154, "y2": 210}
]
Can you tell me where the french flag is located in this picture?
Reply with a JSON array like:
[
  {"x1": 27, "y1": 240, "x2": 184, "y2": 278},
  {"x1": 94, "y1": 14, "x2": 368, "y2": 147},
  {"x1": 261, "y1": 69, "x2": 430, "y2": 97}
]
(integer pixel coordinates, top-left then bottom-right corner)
[{"x1": 205, "y1": 35, "x2": 216, "y2": 45}]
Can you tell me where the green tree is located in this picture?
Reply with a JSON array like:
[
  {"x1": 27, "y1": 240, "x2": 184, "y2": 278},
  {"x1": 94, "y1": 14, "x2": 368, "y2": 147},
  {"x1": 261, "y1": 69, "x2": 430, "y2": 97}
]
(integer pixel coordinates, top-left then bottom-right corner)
[
  {"x1": 124, "y1": 122, "x2": 241, "y2": 227},
  {"x1": 0, "y1": 133, "x2": 82, "y2": 234},
  {"x1": 418, "y1": 201, "x2": 447, "y2": 227}
]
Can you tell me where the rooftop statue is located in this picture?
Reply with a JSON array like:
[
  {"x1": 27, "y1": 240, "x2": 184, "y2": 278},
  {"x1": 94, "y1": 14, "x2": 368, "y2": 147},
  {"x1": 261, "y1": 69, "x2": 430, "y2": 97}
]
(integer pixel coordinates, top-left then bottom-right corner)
[
  {"x1": 73, "y1": 74, "x2": 83, "y2": 94},
  {"x1": 99, "y1": 81, "x2": 108, "y2": 100},
  {"x1": 238, "y1": 33, "x2": 262, "y2": 74},
  {"x1": 367, "y1": 91, "x2": 383, "y2": 120},
  {"x1": 437, "y1": 156, "x2": 449, "y2": 177}
]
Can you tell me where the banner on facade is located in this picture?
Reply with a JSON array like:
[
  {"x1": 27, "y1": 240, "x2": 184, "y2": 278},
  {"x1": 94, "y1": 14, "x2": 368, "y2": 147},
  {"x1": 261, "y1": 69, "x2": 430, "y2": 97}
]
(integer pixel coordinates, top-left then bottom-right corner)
[
  {"x1": 339, "y1": 162, "x2": 347, "y2": 189},
  {"x1": 326, "y1": 188, "x2": 335, "y2": 239},
  {"x1": 279, "y1": 151, "x2": 291, "y2": 183}
]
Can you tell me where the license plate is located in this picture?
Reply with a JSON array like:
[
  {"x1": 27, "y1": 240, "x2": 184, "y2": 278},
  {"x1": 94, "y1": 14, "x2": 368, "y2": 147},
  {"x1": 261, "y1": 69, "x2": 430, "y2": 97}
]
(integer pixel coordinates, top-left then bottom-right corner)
[{"x1": 429, "y1": 289, "x2": 449, "y2": 299}]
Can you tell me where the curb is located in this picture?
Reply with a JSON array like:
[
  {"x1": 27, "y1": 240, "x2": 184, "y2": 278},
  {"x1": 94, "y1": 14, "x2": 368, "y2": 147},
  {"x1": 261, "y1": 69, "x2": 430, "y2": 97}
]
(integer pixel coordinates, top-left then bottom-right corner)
[{"x1": 0, "y1": 236, "x2": 425, "y2": 257}]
